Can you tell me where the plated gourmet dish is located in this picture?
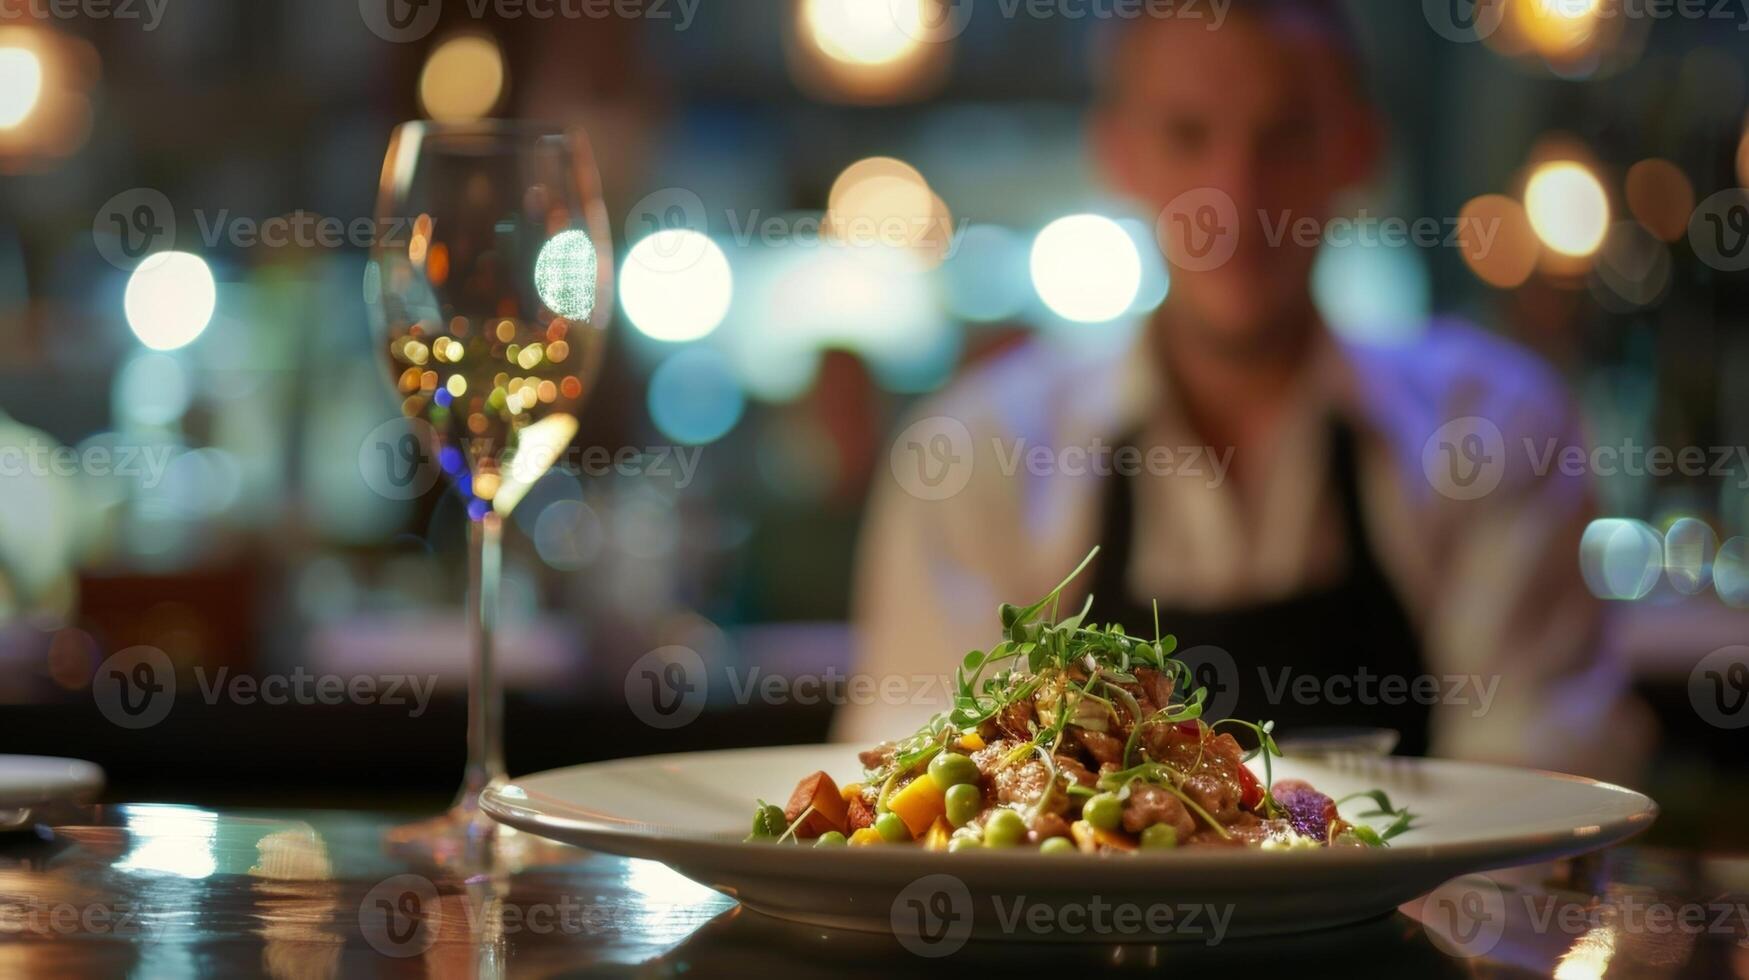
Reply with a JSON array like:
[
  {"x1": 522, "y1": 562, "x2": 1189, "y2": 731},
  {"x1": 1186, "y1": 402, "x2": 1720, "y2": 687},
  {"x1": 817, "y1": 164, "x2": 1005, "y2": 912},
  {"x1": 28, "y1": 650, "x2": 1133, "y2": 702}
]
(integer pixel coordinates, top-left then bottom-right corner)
[{"x1": 748, "y1": 550, "x2": 1414, "y2": 854}]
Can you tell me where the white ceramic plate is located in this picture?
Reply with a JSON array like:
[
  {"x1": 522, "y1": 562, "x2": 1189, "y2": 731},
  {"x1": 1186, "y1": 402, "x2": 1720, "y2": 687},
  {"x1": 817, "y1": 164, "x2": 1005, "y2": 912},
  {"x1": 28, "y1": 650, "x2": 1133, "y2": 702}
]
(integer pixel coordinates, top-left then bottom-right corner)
[
  {"x1": 481, "y1": 745, "x2": 1656, "y2": 942},
  {"x1": 0, "y1": 755, "x2": 104, "y2": 810}
]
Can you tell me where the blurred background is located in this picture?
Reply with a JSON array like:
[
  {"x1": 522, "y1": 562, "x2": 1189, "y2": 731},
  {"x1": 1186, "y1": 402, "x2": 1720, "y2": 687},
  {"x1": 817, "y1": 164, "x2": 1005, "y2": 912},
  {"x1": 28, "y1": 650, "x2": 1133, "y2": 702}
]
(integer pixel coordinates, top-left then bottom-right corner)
[{"x1": 1, "y1": 0, "x2": 1747, "y2": 845}]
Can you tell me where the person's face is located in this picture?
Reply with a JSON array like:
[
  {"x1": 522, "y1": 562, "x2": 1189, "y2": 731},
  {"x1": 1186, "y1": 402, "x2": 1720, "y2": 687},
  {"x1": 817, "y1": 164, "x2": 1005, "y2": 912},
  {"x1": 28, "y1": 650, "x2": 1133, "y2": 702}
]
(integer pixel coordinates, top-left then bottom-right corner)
[{"x1": 1095, "y1": 15, "x2": 1379, "y2": 348}]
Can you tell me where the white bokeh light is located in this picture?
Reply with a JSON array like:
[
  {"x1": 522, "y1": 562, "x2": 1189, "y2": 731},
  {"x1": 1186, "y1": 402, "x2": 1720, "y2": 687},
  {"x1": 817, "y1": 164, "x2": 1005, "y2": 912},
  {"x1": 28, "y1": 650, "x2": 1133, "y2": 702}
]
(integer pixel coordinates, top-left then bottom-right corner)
[
  {"x1": 621, "y1": 230, "x2": 733, "y2": 342},
  {"x1": 124, "y1": 252, "x2": 217, "y2": 352},
  {"x1": 1030, "y1": 215, "x2": 1143, "y2": 324},
  {"x1": 1525, "y1": 161, "x2": 1610, "y2": 258},
  {"x1": 0, "y1": 46, "x2": 43, "y2": 129},
  {"x1": 802, "y1": 0, "x2": 924, "y2": 66}
]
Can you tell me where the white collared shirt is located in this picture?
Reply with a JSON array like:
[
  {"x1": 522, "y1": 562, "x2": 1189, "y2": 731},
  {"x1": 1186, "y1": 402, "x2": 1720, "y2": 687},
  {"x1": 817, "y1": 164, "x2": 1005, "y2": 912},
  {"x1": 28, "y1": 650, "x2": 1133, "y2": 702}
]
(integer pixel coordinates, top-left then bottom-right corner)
[{"x1": 838, "y1": 321, "x2": 1649, "y2": 782}]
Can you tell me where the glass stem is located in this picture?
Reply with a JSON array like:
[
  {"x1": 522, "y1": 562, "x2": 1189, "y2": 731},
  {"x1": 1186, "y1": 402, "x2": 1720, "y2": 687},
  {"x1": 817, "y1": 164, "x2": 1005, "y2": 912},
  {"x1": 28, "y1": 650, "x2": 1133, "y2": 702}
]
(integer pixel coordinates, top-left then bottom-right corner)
[{"x1": 458, "y1": 510, "x2": 507, "y2": 812}]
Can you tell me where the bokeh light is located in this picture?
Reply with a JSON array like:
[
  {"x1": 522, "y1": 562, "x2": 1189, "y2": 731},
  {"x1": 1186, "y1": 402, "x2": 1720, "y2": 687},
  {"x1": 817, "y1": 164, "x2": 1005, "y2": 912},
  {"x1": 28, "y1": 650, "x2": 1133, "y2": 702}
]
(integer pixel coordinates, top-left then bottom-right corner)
[
  {"x1": 1030, "y1": 214, "x2": 1142, "y2": 324},
  {"x1": 534, "y1": 229, "x2": 599, "y2": 321},
  {"x1": 124, "y1": 251, "x2": 217, "y2": 352},
  {"x1": 1716, "y1": 537, "x2": 1749, "y2": 607},
  {"x1": 0, "y1": 45, "x2": 43, "y2": 129},
  {"x1": 648, "y1": 347, "x2": 745, "y2": 445},
  {"x1": 802, "y1": 0, "x2": 923, "y2": 66},
  {"x1": 940, "y1": 224, "x2": 1029, "y2": 323},
  {"x1": 1579, "y1": 518, "x2": 1663, "y2": 601},
  {"x1": 532, "y1": 498, "x2": 604, "y2": 571},
  {"x1": 1525, "y1": 161, "x2": 1610, "y2": 258},
  {"x1": 113, "y1": 351, "x2": 191, "y2": 428},
  {"x1": 621, "y1": 230, "x2": 733, "y2": 342},
  {"x1": 1511, "y1": 0, "x2": 1604, "y2": 60},
  {"x1": 1624, "y1": 159, "x2": 1695, "y2": 244},
  {"x1": 826, "y1": 156, "x2": 947, "y2": 261},
  {"x1": 1592, "y1": 221, "x2": 1670, "y2": 311},
  {"x1": 1312, "y1": 239, "x2": 1429, "y2": 345},
  {"x1": 1663, "y1": 517, "x2": 1717, "y2": 596},
  {"x1": 418, "y1": 35, "x2": 505, "y2": 123},
  {"x1": 1458, "y1": 194, "x2": 1540, "y2": 288}
]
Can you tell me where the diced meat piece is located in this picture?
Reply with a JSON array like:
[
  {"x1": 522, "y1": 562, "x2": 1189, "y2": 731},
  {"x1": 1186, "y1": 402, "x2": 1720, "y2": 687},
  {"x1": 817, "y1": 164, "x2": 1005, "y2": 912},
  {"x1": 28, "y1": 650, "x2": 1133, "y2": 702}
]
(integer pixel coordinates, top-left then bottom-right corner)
[
  {"x1": 858, "y1": 743, "x2": 895, "y2": 771},
  {"x1": 783, "y1": 771, "x2": 850, "y2": 838},
  {"x1": 845, "y1": 793, "x2": 875, "y2": 831},
  {"x1": 971, "y1": 739, "x2": 1067, "y2": 814},
  {"x1": 1069, "y1": 727, "x2": 1126, "y2": 768},
  {"x1": 1133, "y1": 666, "x2": 1174, "y2": 711},
  {"x1": 1053, "y1": 754, "x2": 1097, "y2": 789},
  {"x1": 1027, "y1": 811, "x2": 1071, "y2": 844},
  {"x1": 1204, "y1": 732, "x2": 1245, "y2": 769},
  {"x1": 1119, "y1": 783, "x2": 1196, "y2": 839},
  {"x1": 1182, "y1": 773, "x2": 1240, "y2": 824},
  {"x1": 995, "y1": 698, "x2": 1035, "y2": 742},
  {"x1": 1139, "y1": 721, "x2": 1204, "y2": 770},
  {"x1": 1271, "y1": 779, "x2": 1339, "y2": 842}
]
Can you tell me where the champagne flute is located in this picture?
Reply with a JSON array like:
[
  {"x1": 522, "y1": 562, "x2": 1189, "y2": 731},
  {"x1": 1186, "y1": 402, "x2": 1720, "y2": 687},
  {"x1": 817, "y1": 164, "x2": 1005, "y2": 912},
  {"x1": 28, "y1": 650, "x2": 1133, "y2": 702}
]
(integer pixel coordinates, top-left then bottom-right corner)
[{"x1": 366, "y1": 121, "x2": 612, "y2": 860}]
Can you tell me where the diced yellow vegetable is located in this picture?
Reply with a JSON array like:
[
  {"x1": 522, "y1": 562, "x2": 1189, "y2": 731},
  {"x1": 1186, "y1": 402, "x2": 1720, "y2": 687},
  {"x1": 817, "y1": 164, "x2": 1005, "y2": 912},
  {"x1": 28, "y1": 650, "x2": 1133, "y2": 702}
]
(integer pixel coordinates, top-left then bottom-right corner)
[
  {"x1": 840, "y1": 782, "x2": 862, "y2": 802},
  {"x1": 848, "y1": 827, "x2": 884, "y2": 846},
  {"x1": 957, "y1": 732, "x2": 985, "y2": 751},
  {"x1": 922, "y1": 817, "x2": 954, "y2": 851},
  {"x1": 886, "y1": 775, "x2": 947, "y2": 837},
  {"x1": 1070, "y1": 819, "x2": 1136, "y2": 854}
]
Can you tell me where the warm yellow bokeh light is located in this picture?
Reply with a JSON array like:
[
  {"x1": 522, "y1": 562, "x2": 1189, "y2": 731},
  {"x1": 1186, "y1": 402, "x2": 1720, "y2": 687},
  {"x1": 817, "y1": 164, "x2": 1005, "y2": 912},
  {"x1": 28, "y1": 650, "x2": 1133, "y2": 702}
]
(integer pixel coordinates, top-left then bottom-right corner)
[
  {"x1": 1623, "y1": 159, "x2": 1694, "y2": 244},
  {"x1": 1525, "y1": 161, "x2": 1610, "y2": 258},
  {"x1": 0, "y1": 46, "x2": 43, "y2": 129},
  {"x1": 826, "y1": 156, "x2": 946, "y2": 259},
  {"x1": 418, "y1": 35, "x2": 505, "y2": 123},
  {"x1": 1458, "y1": 194, "x2": 1541, "y2": 289},
  {"x1": 1513, "y1": 0, "x2": 1603, "y2": 59},
  {"x1": 802, "y1": 0, "x2": 924, "y2": 67}
]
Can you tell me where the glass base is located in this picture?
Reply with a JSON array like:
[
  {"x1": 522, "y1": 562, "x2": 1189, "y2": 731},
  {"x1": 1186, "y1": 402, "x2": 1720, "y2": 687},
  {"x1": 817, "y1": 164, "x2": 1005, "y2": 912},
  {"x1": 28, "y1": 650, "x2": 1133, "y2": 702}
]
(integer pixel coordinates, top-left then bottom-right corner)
[{"x1": 383, "y1": 780, "x2": 569, "y2": 873}]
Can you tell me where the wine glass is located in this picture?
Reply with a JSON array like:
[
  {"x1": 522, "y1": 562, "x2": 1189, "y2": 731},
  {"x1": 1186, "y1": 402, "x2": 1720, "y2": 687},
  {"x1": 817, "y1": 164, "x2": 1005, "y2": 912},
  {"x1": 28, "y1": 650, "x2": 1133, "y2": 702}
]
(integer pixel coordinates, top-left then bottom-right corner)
[{"x1": 365, "y1": 121, "x2": 612, "y2": 862}]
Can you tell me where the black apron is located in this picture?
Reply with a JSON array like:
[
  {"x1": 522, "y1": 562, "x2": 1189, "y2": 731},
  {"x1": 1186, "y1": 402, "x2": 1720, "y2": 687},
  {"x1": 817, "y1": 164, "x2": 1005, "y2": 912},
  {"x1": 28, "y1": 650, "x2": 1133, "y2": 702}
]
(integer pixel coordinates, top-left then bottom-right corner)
[{"x1": 1087, "y1": 420, "x2": 1432, "y2": 756}]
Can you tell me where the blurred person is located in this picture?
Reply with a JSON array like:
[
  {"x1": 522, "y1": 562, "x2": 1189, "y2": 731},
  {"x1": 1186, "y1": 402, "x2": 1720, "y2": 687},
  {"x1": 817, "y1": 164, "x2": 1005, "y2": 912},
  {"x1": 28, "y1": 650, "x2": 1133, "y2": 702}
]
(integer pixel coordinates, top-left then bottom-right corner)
[{"x1": 838, "y1": 0, "x2": 1649, "y2": 780}]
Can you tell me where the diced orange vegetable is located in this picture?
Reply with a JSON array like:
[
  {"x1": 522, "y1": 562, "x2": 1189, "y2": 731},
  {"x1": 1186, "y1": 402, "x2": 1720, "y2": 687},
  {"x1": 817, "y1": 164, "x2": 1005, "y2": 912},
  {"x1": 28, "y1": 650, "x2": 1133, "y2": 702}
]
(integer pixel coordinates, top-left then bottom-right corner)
[
  {"x1": 839, "y1": 781, "x2": 862, "y2": 802},
  {"x1": 848, "y1": 827, "x2": 884, "y2": 846},
  {"x1": 957, "y1": 732, "x2": 985, "y2": 751},
  {"x1": 1070, "y1": 819, "x2": 1136, "y2": 854},
  {"x1": 922, "y1": 817, "x2": 954, "y2": 851},
  {"x1": 885, "y1": 775, "x2": 947, "y2": 837},
  {"x1": 784, "y1": 771, "x2": 850, "y2": 838}
]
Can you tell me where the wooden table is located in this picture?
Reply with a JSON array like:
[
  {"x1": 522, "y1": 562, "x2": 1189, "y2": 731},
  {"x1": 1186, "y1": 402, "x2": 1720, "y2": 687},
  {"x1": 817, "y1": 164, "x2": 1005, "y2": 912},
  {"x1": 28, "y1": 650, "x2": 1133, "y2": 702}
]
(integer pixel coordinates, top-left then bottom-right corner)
[{"x1": 1, "y1": 803, "x2": 1745, "y2": 977}]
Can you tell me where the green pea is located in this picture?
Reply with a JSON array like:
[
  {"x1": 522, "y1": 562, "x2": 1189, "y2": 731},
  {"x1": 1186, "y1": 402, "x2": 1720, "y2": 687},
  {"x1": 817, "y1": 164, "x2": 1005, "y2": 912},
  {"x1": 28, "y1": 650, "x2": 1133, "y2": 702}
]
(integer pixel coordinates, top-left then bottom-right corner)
[
  {"x1": 1039, "y1": 836, "x2": 1076, "y2": 855},
  {"x1": 874, "y1": 811, "x2": 910, "y2": 843},
  {"x1": 1083, "y1": 792, "x2": 1123, "y2": 832},
  {"x1": 928, "y1": 752, "x2": 980, "y2": 790},
  {"x1": 944, "y1": 783, "x2": 982, "y2": 827},
  {"x1": 749, "y1": 803, "x2": 787, "y2": 839},
  {"x1": 1140, "y1": 824, "x2": 1179, "y2": 850},
  {"x1": 946, "y1": 836, "x2": 979, "y2": 853},
  {"x1": 983, "y1": 809, "x2": 1027, "y2": 848},
  {"x1": 813, "y1": 831, "x2": 847, "y2": 847}
]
